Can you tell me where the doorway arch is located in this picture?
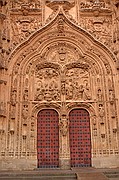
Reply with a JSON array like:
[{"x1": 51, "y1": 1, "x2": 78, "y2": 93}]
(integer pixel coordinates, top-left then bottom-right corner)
[
  {"x1": 69, "y1": 109, "x2": 91, "y2": 167},
  {"x1": 37, "y1": 109, "x2": 59, "y2": 168}
]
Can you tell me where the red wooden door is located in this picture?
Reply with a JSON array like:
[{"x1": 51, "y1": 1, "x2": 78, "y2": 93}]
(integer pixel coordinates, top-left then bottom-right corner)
[
  {"x1": 69, "y1": 109, "x2": 91, "y2": 167},
  {"x1": 37, "y1": 109, "x2": 59, "y2": 168}
]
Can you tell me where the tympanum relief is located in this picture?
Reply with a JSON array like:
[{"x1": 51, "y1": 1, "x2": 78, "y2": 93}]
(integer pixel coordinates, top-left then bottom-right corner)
[
  {"x1": 35, "y1": 67, "x2": 61, "y2": 102},
  {"x1": 65, "y1": 68, "x2": 91, "y2": 101}
]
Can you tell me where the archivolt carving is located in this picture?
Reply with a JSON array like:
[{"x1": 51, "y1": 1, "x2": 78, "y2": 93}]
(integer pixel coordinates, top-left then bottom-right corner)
[{"x1": 31, "y1": 103, "x2": 61, "y2": 119}]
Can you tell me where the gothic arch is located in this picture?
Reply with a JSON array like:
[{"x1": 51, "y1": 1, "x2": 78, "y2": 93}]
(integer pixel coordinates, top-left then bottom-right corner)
[{"x1": 7, "y1": 8, "x2": 117, "y2": 75}]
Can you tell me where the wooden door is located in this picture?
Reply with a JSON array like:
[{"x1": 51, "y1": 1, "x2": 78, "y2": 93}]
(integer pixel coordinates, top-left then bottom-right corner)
[
  {"x1": 37, "y1": 109, "x2": 59, "y2": 168},
  {"x1": 69, "y1": 109, "x2": 91, "y2": 167}
]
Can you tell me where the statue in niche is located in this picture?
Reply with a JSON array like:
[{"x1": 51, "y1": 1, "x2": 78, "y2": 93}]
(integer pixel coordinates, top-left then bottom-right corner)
[
  {"x1": 11, "y1": 90, "x2": 17, "y2": 105},
  {"x1": 97, "y1": 89, "x2": 103, "y2": 102},
  {"x1": 22, "y1": 105, "x2": 28, "y2": 119},
  {"x1": 99, "y1": 104, "x2": 105, "y2": 123},
  {"x1": 73, "y1": 81, "x2": 79, "y2": 100},
  {"x1": 111, "y1": 1, "x2": 119, "y2": 39},
  {"x1": 10, "y1": 105, "x2": 16, "y2": 119},
  {"x1": 83, "y1": 80, "x2": 91, "y2": 100},
  {"x1": 111, "y1": 104, "x2": 116, "y2": 118},
  {"x1": 59, "y1": 116, "x2": 69, "y2": 136},
  {"x1": 23, "y1": 89, "x2": 28, "y2": 101},
  {"x1": 78, "y1": 84, "x2": 84, "y2": 100},
  {"x1": 109, "y1": 90, "x2": 114, "y2": 102}
]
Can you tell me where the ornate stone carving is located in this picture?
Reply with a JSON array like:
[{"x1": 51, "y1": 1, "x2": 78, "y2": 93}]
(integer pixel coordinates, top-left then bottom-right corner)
[
  {"x1": 0, "y1": 2, "x2": 119, "y2": 169},
  {"x1": 23, "y1": 89, "x2": 28, "y2": 101},
  {"x1": 22, "y1": 104, "x2": 28, "y2": 120},
  {"x1": 9, "y1": 0, "x2": 41, "y2": 10},
  {"x1": 65, "y1": 67, "x2": 91, "y2": 101},
  {"x1": 10, "y1": 16, "x2": 42, "y2": 48},
  {"x1": 10, "y1": 105, "x2": 16, "y2": 119},
  {"x1": 35, "y1": 67, "x2": 61, "y2": 101},
  {"x1": 97, "y1": 89, "x2": 103, "y2": 102},
  {"x1": 47, "y1": 43, "x2": 80, "y2": 65},
  {"x1": 59, "y1": 115, "x2": 69, "y2": 136},
  {"x1": 57, "y1": 15, "x2": 64, "y2": 34},
  {"x1": 0, "y1": 101, "x2": 6, "y2": 117},
  {"x1": 11, "y1": 89, "x2": 17, "y2": 105},
  {"x1": 99, "y1": 104, "x2": 105, "y2": 124},
  {"x1": 80, "y1": 1, "x2": 111, "y2": 12},
  {"x1": 46, "y1": 0, "x2": 75, "y2": 11}
]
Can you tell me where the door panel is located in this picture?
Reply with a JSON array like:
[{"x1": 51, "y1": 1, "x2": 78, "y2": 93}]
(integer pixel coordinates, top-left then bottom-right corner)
[
  {"x1": 69, "y1": 109, "x2": 91, "y2": 167},
  {"x1": 37, "y1": 109, "x2": 59, "y2": 168}
]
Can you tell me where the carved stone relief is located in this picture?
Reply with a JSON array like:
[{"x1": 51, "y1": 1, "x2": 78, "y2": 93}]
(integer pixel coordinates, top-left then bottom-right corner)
[
  {"x1": 9, "y1": 0, "x2": 41, "y2": 10},
  {"x1": 79, "y1": 16, "x2": 112, "y2": 48},
  {"x1": 47, "y1": 43, "x2": 80, "y2": 65},
  {"x1": 10, "y1": 15, "x2": 42, "y2": 49},
  {"x1": 65, "y1": 67, "x2": 91, "y2": 101},
  {"x1": 0, "y1": 2, "x2": 118, "y2": 169},
  {"x1": 59, "y1": 115, "x2": 69, "y2": 137},
  {"x1": 35, "y1": 67, "x2": 61, "y2": 102}
]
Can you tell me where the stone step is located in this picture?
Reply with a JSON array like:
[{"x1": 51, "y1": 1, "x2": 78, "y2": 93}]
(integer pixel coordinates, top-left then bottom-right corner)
[
  {"x1": 104, "y1": 171, "x2": 119, "y2": 179},
  {"x1": 76, "y1": 172, "x2": 108, "y2": 180},
  {"x1": 0, "y1": 172, "x2": 77, "y2": 180}
]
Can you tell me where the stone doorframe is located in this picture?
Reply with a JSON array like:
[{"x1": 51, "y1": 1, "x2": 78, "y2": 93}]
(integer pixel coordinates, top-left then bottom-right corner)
[{"x1": 32, "y1": 102, "x2": 95, "y2": 169}]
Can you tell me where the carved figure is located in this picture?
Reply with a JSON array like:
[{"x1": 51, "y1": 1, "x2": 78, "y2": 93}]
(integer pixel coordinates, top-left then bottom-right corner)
[
  {"x1": 78, "y1": 84, "x2": 84, "y2": 99},
  {"x1": 22, "y1": 105, "x2": 28, "y2": 119},
  {"x1": 65, "y1": 67, "x2": 91, "y2": 101},
  {"x1": 35, "y1": 68, "x2": 60, "y2": 101},
  {"x1": 97, "y1": 89, "x2": 103, "y2": 101},
  {"x1": 23, "y1": 89, "x2": 28, "y2": 101},
  {"x1": 10, "y1": 106, "x2": 16, "y2": 119},
  {"x1": 11, "y1": 90, "x2": 17, "y2": 105},
  {"x1": 83, "y1": 80, "x2": 91, "y2": 100},
  {"x1": 109, "y1": 90, "x2": 114, "y2": 102},
  {"x1": 59, "y1": 117, "x2": 69, "y2": 136},
  {"x1": 99, "y1": 104, "x2": 105, "y2": 117}
]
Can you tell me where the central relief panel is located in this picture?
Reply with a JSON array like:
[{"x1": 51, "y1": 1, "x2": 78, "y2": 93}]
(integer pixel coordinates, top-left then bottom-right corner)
[
  {"x1": 65, "y1": 67, "x2": 91, "y2": 101},
  {"x1": 35, "y1": 67, "x2": 61, "y2": 102},
  {"x1": 33, "y1": 43, "x2": 92, "y2": 103}
]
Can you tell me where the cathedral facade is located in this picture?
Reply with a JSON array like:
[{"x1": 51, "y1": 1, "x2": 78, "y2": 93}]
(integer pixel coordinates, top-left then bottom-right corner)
[{"x1": 0, "y1": 0, "x2": 119, "y2": 170}]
